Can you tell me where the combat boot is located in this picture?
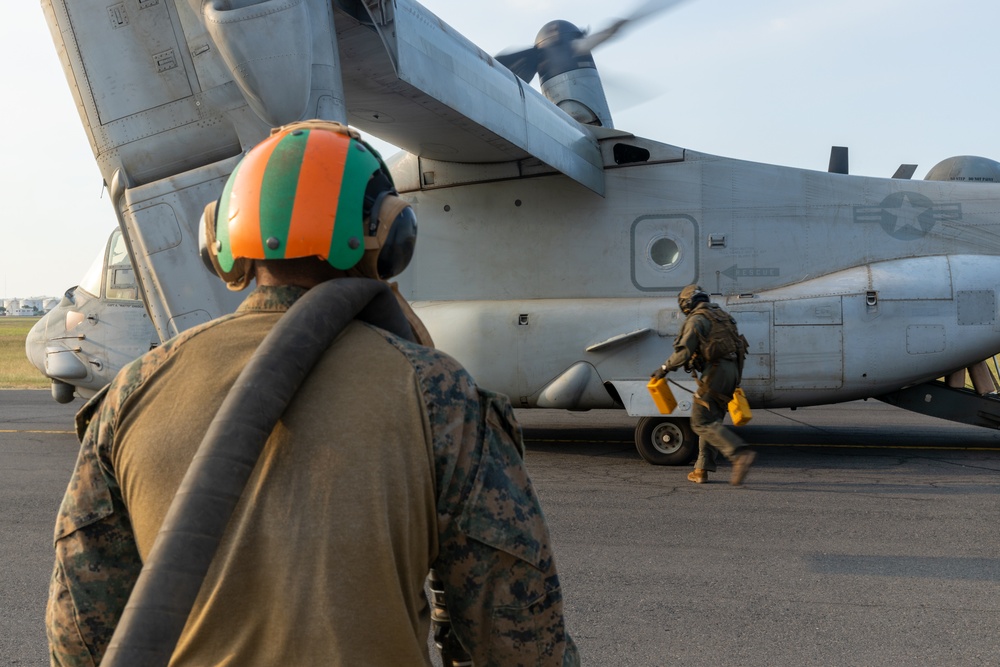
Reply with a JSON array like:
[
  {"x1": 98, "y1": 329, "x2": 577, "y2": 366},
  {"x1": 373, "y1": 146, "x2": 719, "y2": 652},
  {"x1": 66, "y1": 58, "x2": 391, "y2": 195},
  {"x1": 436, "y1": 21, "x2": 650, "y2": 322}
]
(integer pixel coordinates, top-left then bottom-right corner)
[
  {"x1": 730, "y1": 450, "x2": 756, "y2": 486},
  {"x1": 687, "y1": 469, "x2": 707, "y2": 484}
]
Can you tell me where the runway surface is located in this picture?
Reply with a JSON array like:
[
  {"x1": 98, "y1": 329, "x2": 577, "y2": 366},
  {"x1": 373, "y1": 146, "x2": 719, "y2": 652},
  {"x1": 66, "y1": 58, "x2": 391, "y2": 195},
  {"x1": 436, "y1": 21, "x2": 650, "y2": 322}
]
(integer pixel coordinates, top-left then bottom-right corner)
[{"x1": 3, "y1": 390, "x2": 999, "y2": 666}]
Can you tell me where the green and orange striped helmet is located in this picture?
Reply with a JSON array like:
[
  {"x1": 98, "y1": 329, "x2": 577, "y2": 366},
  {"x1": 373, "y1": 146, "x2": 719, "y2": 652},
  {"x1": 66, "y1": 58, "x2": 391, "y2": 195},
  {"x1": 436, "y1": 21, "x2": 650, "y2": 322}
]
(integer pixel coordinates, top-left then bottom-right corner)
[{"x1": 214, "y1": 121, "x2": 386, "y2": 274}]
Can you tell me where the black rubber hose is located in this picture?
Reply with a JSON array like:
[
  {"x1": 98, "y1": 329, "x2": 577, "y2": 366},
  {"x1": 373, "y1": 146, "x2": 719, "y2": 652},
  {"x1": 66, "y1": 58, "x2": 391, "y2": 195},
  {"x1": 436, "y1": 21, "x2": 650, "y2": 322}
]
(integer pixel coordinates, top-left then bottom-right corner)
[{"x1": 100, "y1": 278, "x2": 414, "y2": 666}]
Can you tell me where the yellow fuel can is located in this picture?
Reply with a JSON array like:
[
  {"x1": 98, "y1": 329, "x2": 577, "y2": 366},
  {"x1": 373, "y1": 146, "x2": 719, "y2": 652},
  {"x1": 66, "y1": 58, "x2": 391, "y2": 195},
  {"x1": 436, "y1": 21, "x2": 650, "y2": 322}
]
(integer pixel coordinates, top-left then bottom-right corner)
[
  {"x1": 647, "y1": 377, "x2": 677, "y2": 415},
  {"x1": 728, "y1": 387, "x2": 752, "y2": 426}
]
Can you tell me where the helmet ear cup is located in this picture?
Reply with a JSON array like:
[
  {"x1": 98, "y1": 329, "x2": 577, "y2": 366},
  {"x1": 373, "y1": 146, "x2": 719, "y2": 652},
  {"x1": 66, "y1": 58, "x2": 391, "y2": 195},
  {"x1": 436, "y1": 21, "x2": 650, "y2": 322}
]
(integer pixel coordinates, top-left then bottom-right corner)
[
  {"x1": 377, "y1": 202, "x2": 417, "y2": 279},
  {"x1": 199, "y1": 200, "x2": 254, "y2": 291},
  {"x1": 198, "y1": 201, "x2": 219, "y2": 274},
  {"x1": 355, "y1": 192, "x2": 416, "y2": 280}
]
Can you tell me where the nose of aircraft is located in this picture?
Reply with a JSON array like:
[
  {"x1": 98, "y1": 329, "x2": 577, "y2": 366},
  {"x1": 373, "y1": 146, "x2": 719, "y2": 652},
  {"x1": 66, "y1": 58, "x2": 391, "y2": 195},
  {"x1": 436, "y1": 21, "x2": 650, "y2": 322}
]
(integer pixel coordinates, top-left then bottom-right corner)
[{"x1": 24, "y1": 314, "x2": 50, "y2": 376}]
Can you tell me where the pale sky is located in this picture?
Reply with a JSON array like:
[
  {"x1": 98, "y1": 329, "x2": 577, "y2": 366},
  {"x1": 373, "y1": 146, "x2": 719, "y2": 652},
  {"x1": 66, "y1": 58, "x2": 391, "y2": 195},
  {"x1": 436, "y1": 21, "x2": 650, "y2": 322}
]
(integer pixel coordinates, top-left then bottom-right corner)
[{"x1": 3, "y1": 0, "x2": 998, "y2": 298}]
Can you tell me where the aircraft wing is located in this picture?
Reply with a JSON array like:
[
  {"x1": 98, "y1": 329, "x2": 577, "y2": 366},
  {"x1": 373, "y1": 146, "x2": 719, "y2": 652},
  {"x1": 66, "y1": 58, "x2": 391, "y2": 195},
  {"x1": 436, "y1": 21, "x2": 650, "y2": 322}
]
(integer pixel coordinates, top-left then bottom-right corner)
[
  {"x1": 40, "y1": 0, "x2": 604, "y2": 340},
  {"x1": 336, "y1": 0, "x2": 605, "y2": 193}
]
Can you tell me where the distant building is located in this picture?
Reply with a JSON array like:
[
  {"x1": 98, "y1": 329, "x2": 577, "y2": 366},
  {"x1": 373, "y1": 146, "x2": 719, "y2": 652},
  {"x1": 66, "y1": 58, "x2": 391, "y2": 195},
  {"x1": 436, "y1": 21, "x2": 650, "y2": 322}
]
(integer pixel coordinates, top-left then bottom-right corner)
[{"x1": 0, "y1": 296, "x2": 56, "y2": 316}]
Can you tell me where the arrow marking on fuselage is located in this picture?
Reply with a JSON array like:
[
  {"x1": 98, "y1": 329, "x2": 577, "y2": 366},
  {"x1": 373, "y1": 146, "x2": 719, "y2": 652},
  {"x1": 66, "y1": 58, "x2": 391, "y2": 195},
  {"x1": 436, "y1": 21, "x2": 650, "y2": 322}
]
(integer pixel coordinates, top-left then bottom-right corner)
[{"x1": 722, "y1": 265, "x2": 780, "y2": 280}]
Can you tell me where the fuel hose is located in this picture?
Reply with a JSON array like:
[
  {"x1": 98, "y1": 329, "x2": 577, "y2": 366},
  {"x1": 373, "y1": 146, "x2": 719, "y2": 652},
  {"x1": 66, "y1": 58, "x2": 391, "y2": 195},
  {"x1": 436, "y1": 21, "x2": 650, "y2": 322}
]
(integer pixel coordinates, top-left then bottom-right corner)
[{"x1": 100, "y1": 278, "x2": 414, "y2": 666}]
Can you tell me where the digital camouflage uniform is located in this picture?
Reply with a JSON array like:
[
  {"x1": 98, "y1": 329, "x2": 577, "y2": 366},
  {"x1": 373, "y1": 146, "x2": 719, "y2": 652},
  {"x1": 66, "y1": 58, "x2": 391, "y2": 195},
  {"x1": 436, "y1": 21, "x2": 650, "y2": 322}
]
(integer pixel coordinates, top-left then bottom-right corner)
[
  {"x1": 47, "y1": 284, "x2": 578, "y2": 667},
  {"x1": 662, "y1": 302, "x2": 748, "y2": 472}
]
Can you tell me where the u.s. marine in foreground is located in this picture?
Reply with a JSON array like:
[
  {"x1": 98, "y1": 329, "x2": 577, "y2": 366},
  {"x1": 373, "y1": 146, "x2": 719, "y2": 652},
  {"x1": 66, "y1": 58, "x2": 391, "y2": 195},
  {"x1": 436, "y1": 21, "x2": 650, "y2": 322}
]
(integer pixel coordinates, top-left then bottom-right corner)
[{"x1": 46, "y1": 121, "x2": 578, "y2": 666}]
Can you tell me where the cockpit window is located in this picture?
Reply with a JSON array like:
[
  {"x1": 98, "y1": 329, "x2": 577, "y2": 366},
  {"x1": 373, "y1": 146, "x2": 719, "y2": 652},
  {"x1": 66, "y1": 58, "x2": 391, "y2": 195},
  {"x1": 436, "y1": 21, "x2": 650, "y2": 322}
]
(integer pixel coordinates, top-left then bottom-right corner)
[
  {"x1": 108, "y1": 231, "x2": 129, "y2": 267},
  {"x1": 77, "y1": 247, "x2": 105, "y2": 297},
  {"x1": 105, "y1": 230, "x2": 139, "y2": 301}
]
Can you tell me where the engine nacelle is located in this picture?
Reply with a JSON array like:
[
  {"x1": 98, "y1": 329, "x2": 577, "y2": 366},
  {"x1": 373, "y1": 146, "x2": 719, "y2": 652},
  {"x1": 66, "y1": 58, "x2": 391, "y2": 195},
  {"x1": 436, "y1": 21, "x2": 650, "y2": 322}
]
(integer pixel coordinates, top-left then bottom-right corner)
[
  {"x1": 924, "y1": 156, "x2": 1000, "y2": 183},
  {"x1": 535, "y1": 21, "x2": 614, "y2": 128},
  {"x1": 498, "y1": 20, "x2": 616, "y2": 128}
]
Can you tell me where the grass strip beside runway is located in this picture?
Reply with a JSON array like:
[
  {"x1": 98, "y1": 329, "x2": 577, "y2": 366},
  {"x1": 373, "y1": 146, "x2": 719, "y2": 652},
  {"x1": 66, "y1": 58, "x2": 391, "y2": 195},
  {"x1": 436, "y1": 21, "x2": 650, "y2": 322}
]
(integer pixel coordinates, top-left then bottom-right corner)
[{"x1": 0, "y1": 318, "x2": 47, "y2": 389}]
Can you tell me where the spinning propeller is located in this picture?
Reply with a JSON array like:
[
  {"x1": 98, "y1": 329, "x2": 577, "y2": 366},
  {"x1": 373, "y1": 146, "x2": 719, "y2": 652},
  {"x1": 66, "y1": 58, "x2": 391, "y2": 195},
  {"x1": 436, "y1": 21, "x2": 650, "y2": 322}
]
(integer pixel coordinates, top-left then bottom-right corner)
[{"x1": 495, "y1": 0, "x2": 689, "y2": 83}]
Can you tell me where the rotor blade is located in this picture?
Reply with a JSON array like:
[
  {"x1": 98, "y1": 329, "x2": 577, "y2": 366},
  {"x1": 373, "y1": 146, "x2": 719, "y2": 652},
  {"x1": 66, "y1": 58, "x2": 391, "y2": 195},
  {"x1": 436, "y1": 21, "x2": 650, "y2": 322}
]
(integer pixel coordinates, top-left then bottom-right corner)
[
  {"x1": 574, "y1": 18, "x2": 628, "y2": 54},
  {"x1": 892, "y1": 164, "x2": 918, "y2": 179},
  {"x1": 602, "y1": 68, "x2": 668, "y2": 112},
  {"x1": 628, "y1": 0, "x2": 689, "y2": 23},
  {"x1": 574, "y1": 0, "x2": 689, "y2": 54},
  {"x1": 495, "y1": 47, "x2": 542, "y2": 82}
]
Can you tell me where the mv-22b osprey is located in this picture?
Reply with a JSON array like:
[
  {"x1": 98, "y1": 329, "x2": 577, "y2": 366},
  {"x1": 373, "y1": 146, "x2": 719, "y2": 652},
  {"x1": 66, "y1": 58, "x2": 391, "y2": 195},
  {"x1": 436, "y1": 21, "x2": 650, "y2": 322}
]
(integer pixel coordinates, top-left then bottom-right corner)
[{"x1": 36, "y1": 0, "x2": 1000, "y2": 464}]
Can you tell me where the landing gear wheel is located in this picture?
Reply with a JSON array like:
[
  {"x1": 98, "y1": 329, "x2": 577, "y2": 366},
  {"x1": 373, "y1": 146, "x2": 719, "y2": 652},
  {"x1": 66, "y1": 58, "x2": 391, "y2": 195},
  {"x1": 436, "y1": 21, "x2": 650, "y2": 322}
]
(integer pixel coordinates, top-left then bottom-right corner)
[{"x1": 634, "y1": 417, "x2": 696, "y2": 466}]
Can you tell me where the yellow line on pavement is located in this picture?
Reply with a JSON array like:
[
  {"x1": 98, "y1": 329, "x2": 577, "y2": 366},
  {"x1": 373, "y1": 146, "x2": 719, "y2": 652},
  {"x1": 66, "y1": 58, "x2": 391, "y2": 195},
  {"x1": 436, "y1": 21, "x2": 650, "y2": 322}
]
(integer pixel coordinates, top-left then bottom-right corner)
[
  {"x1": 0, "y1": 429, "x2": 74, "y2": 434},
  {"x1": 761, "y1": 442, "x2": 1000, "y2": 452},
  {"x1": 525, "y1": 438, "x2": 631, "y2": 444},
  {"x1": 524, "y1": 438, "x2": 1000, "y2": 452}
]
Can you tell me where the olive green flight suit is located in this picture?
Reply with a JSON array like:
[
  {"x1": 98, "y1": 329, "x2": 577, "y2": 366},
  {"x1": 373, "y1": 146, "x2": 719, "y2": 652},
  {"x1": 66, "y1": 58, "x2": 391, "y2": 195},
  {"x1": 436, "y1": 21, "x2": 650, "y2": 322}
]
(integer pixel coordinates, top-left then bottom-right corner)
[{"x1": 662, "y1": 302, "x2": 747, "y2": 471}]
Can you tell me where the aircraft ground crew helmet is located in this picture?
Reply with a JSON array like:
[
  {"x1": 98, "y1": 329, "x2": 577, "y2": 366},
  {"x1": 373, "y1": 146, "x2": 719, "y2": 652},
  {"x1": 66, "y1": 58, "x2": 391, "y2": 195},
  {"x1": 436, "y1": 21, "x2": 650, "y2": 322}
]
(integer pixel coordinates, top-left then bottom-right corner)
[
  {"x1": 678, "y1": 284, "x2": 709, "y2": 314},
  {"x1": 200, "y1": 120, "x2": 417, "y2": 289}
]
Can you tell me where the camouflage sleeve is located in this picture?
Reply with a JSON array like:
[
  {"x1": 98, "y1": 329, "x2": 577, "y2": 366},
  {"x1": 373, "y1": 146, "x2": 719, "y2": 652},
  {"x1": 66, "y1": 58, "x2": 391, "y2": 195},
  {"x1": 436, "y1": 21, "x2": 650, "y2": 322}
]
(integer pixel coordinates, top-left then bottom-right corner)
[
  {"x1": 47, "y1": 387, "x2": 142, "y2": 667},
  {"x1": 394, "y1": 339, "x2": 578, "y2": 666}
]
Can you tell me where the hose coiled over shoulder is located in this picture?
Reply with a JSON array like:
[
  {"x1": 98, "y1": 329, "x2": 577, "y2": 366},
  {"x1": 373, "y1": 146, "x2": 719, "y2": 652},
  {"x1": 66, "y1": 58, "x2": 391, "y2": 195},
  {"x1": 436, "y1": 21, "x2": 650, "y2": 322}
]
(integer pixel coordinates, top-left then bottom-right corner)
[{"x1": 100, "y1": 278, "x2": 414, "y2": 666}]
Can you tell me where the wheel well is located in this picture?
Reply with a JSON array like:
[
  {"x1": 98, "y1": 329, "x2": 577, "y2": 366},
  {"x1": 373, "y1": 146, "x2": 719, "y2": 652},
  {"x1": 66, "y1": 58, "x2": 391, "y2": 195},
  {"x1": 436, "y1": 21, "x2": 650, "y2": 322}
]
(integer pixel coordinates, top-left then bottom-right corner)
[{"x1": 603, "y1": 381, "x2": 624, "y2": 408}]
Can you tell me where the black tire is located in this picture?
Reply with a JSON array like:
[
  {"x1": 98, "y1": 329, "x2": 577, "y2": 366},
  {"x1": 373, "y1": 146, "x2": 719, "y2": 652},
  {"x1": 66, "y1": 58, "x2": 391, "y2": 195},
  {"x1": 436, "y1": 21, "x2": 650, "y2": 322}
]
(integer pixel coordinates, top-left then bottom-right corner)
[{"x1": 634, "y1": 417, "x2": 697, "y2": 466}]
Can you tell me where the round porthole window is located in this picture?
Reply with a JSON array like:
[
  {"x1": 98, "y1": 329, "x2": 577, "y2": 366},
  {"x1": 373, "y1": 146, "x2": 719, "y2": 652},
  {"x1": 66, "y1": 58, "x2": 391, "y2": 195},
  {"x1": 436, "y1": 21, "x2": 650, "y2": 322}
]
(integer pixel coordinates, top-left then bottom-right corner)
[{"x1": 650, "y1": 237, "x2": 680, "y2": 269}]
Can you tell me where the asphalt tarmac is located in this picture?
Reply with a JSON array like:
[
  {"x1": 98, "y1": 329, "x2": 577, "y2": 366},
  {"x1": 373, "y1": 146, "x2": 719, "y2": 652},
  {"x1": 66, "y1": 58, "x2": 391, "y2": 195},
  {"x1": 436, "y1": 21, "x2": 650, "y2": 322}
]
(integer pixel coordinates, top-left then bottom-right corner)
[{"x1": 3, "y1": 390, "x2": 999, "y2": 666}]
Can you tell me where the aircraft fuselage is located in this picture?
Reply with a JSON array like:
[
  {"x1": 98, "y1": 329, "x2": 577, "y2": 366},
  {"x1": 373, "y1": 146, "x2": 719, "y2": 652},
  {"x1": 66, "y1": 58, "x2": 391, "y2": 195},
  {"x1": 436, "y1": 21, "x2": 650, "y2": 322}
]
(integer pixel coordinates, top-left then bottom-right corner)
[{"x1": 392, "y1": 137, "x2": 1000, "y2": 416}]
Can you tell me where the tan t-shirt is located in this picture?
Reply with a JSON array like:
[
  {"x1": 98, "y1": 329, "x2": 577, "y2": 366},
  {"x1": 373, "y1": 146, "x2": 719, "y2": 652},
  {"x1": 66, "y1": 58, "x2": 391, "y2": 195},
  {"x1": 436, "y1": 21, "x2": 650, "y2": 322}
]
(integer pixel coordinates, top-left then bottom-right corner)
[{"x1": 113, "y1": 318, "x2": 438, "y2": 666}]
